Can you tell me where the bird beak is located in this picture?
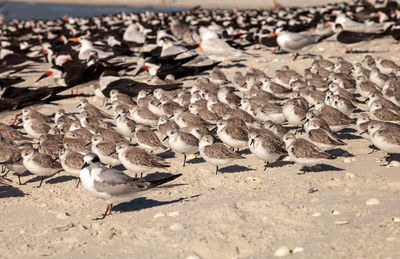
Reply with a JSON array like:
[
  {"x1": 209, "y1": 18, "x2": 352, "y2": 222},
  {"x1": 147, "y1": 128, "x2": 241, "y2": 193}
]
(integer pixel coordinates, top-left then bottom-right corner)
[
  {"x1": 268, "y1": 32, "x2": 278, "y2": 38},
  {"x1": 250, "y1": 139, "x2": 254, "y2": 146},
  {"x1": 85, "y1": 142, "x2": 92, "y2": 147},
  {"x1": 116, "y1": 114, "x2": 120, "y2": 119},
  {"x1": 360, "y1": 130, "x2": 367, "y2": 135},
  {"x1": 198, "y1": 42, "x2": 203, "y2": 52},
  {"x1": 135, "y1": 65, "x2": 147, "y2": 76},
  {"x1": 163, "y1": 136, "x2": 169, "y2": 141},
  {"x1": 76, "y1": 104, "x2": 81, "y2": 108},
  {"x1": 69, "y1": 37, "x2": 80, "y2": 42},
  {"x1": 36, "y1": 70, "x2": 53, "y2": 82},
  {"x1": 109, "y1": 150, "x2": 116, "y2": 156},
  {"x1": 81, "y1": 162, "x2": 88, "y2": 169},
  {"x1": 15, "y1": 157, "x2": 22, "y2": 163}
]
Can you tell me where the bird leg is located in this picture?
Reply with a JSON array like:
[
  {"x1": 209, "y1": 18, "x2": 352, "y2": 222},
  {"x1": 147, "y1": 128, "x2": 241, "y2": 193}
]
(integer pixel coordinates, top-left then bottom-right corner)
[
  {"x1": 292, "y1": 53, "x2": 300, "y2": 61},
  {"x1": 75, "y1": 178, "x2": 81, "y2": 188},
  {"x1": 215, "y1": 166, "x2": 219, "y2": 175},
  {"x1": 384, "y1": 154, "x2": 393, "y2": 166},
  {"x1": 93, "y1": 204, "x2": 113, "y2": 220},
  {"x1": 183, "y1": 154, "x2": 186, "y2": 167},
  {"x1": 1, "y1": 167, "x2": 10, "y2": 177},
  {"x1": 263, "y1": 161, "x2": 269, "y2": 171},
  {"x1": 36, "y1": 176, "x2": 44, "y2": 188},
  {"x1": 18, "y1": 175, "x2": 23, "y2": 185}
]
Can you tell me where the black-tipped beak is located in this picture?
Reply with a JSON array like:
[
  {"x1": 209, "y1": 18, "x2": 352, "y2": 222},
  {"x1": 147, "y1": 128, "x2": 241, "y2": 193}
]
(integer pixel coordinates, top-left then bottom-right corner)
[
  {"x1": 76, "y1": 104, "x2": 81, "y2": 108},
  {"x1": 309, "y1": 104, "x2": 315, "y2": 109},
  {"x1": 15, "y1": 157, "x2": 22, "y2": 163},
  {"x1": 163, "y1": 135, "x2": 169, "y2": 141},
  {"x1": 300, "y1": 117, "x2": 306, "y2": 121},
  {"x1": 250, "y1": 138, "x2": 254, "y2": 146},
  {"x1": 109, "y1": 150, "x2": 116, "y2": 156},
  {"x1": 36, "y1": 73, "x2": 49, "y2": 82},
  {"x1": 116, "y1": 114, "x2": 121, "y2": 119},
  {"x1": 360, "y1": 130, "x2": 368, "y2": 135},
  {"x1": 81, "y1": 162, "x2": 88, "y2": 169},
  {"x1": 85, "y1": 142, "x2": 92, "y2": 147},
  {"x1": 135, "y1": 66, "x2": 146, "y2": 76}
]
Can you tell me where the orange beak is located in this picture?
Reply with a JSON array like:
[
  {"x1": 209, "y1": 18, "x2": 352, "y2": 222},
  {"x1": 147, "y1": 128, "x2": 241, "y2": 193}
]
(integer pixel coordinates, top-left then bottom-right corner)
[
  {"x1": 67, "y1": 57, "x2": 73, "y2": 61},
  {"x1": 326, "y1": 23, "x2": 332, "y2": 28},
  {"x1": 330, "y1": 13, "x2": 338, "y2": 17},
  {"x1": 268, "y1": 32, "x2": 278, "y2": 38},
  {"x1": 43, "y1": 49, "x2": 48, "y2": 55},
  {"x1": 69, "y1": 37, "x2": 80, "y2": 42},
  {"x1": 376, "y1": 12, "x2": 380, "y2": 18},
  {"x1": 198, "y1": 42, "x2": 203, "y2": 52},
  {"x1": 142, "y1": 65, "x2": 149, "y2": 71}
]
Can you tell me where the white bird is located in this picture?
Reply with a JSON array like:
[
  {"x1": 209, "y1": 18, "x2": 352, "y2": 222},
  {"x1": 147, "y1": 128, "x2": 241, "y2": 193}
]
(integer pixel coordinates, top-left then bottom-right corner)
[
  {"x1": 198, "y1": 26, "x2": 251, "y2": 62},
  {"x1": 80, "y1": 153, "x2": 182, "y2": 220}
]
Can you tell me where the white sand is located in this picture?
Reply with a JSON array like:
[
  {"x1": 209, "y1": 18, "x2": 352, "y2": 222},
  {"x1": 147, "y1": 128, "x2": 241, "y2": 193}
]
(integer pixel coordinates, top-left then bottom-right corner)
[{"x1": 1, "y1": 33, "x2": 400, "y2": 258}]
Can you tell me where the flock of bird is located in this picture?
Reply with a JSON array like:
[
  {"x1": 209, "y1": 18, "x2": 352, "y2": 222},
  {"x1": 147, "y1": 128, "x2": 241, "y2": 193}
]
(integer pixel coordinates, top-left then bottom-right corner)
[{"x1": 1, "y1": 0, "x2": 400, "y2": 219}]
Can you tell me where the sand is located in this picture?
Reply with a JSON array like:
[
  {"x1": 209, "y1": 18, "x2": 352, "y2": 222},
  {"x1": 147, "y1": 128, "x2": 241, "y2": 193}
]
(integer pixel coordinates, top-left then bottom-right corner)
[{"x1": 1, "y1": 23, "x2": 400, "y2": 259}]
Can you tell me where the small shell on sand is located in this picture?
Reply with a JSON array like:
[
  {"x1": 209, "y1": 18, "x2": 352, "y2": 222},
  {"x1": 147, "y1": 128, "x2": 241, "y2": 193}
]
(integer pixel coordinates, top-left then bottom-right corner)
[
  {"x1": 167, "y1": 211, "x2": 180, "y2": 217},
  {"x1": 153, "y1": 212, "x2": 165, "y2": 219},
  {"x1": 292, "y1": 247, "x2": 304, "y2": 253},
  {"x1": 274, "y1": 246, "x2": 291, "y2": 257},
  {"x1": 343, "y1": 157, "x2": 352, "y2": 163},
  {"x1": 170, "y1": 222, "x2": 186, "y2": 231},
  {"x1": 331, "y1": 210, "x2": 341, "y2": 215},
  {"x1": 392, "y1": 217, "x2": 400, "y2": 222},
  {"x1": 366, "y1": 198, "x2": 380, "y2": 206},
  {"x1": 334, "y1": 220, "x2": 349, "y2": 225}
]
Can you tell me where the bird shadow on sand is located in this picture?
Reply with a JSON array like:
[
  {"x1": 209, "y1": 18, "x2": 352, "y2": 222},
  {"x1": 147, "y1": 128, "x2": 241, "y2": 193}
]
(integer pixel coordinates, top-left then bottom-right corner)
[
  {"x1": 238, "y1": 149, "x2": 251, "y2": 155},
  {"x1": 338, "y1": 128, "x2": 362, "y2": 140},
  {"x1": 0, "y1": 185, "x2": 25, "y2": 198},
  {"x1": 46, "y1": 175, "x2": 78, "y2": 185},
  {"x1": 220, "y1": 62, "x2": 246, "y2": 69},
  {"x1": 186, "y1": 157, "x2": 205, "y2": 165},
  {"x1": 219, "y1": 165, "x2": 254, "y2": 174},
  {"x1": 113, "y1": 196, "x2": 186, "y2": 213},
  {"x1": 327, "y1": 148, "x2": 354, "y2": 157},
  {"x1": 298, "y1": 164, "x2": 344, "y2": 175},
  {"x1": 157, "y1": 150, "x2": 176, "y2": 159},
  {"x1": 267, "y1": 159, "x2": 295, "y2": 168}
]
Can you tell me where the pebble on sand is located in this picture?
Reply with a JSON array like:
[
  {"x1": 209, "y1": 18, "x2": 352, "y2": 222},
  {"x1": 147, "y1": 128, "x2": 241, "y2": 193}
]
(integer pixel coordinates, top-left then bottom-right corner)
[{"x1": 366, "y1": 198, "x2": 380, "y2": 206}]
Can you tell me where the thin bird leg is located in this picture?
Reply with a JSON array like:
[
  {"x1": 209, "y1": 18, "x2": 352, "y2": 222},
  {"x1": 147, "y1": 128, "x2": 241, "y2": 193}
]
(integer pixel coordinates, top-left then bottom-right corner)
[
  {"x1": 263, "y1": 161, "x2": 269, "y2": 171},
  {"x1": 183, "y1": 154, "x2": 186, "y2": 167},
  {"x1": 94, "y1": 204, "x2": 113, "y2": 220},
  {"x1": 384, "y1": 154, "x2": 393, "y2": 166},
  {"x1": 1, "y1": 168, "x2": 10, "y2": 177},
  {"x1": 292, "y1": 53, "x2": 300, "y2": 61},
  {"x1": 18, "y1": 175, "x2": 23, "y2": 185},
  {"x1": 36, "y1": 177, "x2": 44, "y2": 188},
  {"x1": 75, "y1": 178, "x2": 81, "y2": 188},
  {"x1": 215, "y1": 166, "x2": 219, "y2": 175}
]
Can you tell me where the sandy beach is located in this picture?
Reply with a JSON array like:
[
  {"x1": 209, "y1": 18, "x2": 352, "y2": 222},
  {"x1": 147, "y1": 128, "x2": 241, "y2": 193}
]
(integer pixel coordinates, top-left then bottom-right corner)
[{"x1": 1, "y1": 2, "x2": 400, "y2": 258}]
